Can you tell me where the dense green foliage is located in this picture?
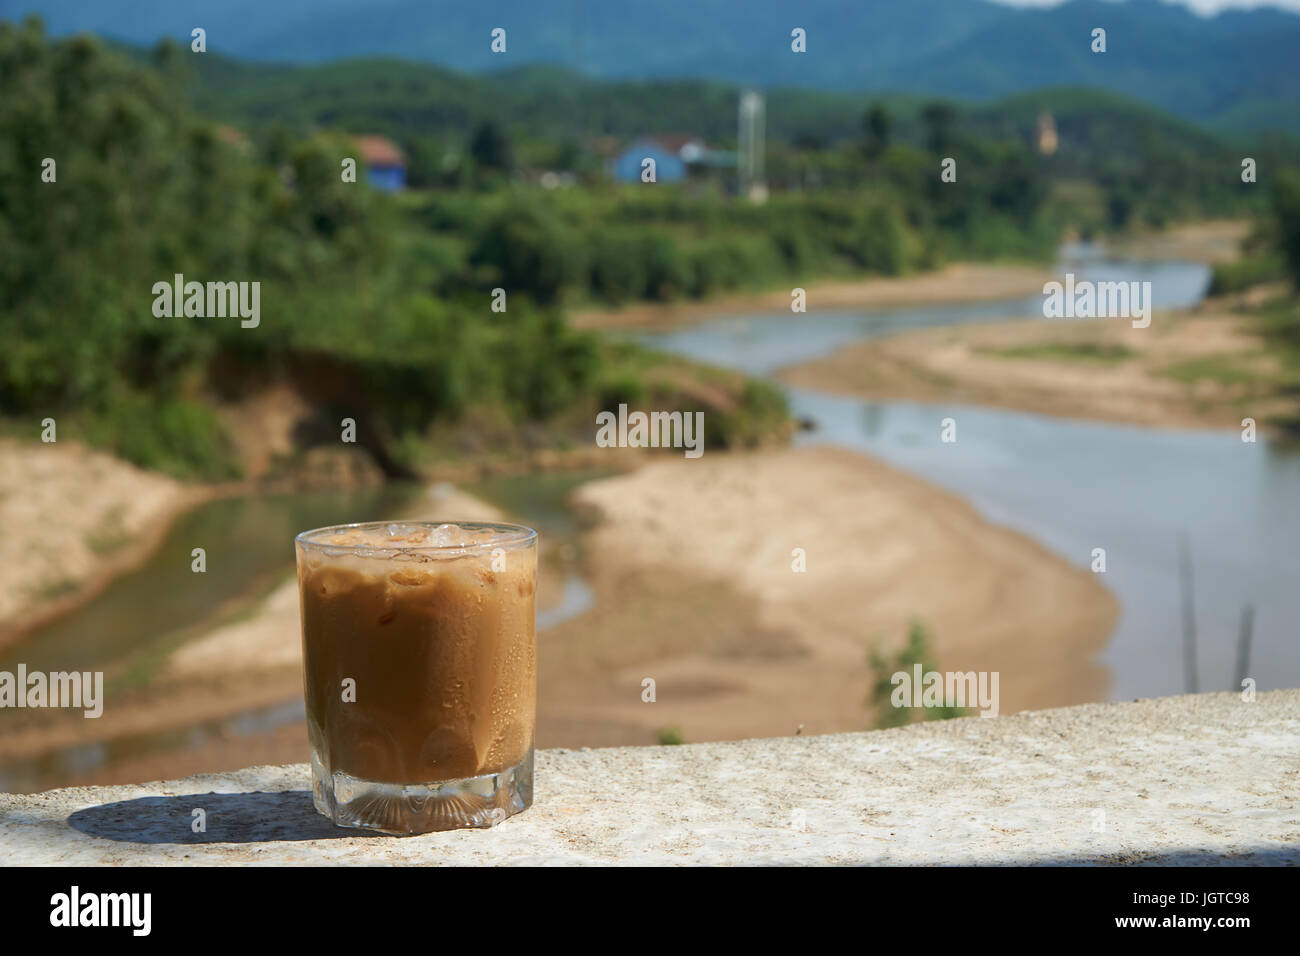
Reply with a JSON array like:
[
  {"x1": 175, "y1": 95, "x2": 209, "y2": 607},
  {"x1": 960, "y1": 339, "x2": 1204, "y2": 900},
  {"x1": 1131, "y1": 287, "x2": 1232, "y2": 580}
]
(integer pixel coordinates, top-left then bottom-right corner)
[
  {"x1": 1254, "y1": 173, "x2": 1300, "y2": 390},
  {"x1": 1204, "y1": 169, "x2": 1300, "y2": 435},
  {"x1": 1208, "y1": 173, "x2": 1300, "y2": 300},
  {"x1": 1208, "y1": 253, "x2": 1287, "y2": 297},
  {"x1": 1, "y1": 22, "x2": 785, "y2": 478},
  {"x1": 6, "y1": 16, "x2": 1295, "y2": 477},
  {"x1": 166, "y1": 48, "x2": 1277, "y2": 236},
  {"x1": 1272, "y1": 170, "x2": 1300, "y2": 292}
]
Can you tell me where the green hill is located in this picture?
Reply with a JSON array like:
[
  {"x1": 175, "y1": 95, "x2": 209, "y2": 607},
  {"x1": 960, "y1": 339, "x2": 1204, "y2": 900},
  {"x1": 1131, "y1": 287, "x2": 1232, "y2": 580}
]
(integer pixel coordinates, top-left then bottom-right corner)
[{"x1": 16, "y1": 0, "x2": 1300, "y2": 133}]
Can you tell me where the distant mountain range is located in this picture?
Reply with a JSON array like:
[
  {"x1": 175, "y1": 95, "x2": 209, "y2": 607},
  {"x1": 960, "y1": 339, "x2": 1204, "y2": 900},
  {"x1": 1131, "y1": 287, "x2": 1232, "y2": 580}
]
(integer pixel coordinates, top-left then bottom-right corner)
[
  {"x1": 11, "y1": 0, "x2": 1300, "y2": 132},
  {"x1": 180, "y1": 51, "x2": 1244, "y2": 169}
]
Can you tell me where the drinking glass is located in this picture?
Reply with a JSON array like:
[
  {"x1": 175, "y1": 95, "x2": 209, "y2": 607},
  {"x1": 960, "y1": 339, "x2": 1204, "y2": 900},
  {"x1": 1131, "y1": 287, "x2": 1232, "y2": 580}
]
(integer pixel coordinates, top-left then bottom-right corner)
[{"x1": 295, "y1": 520, "x2": 537, "y2": 834}]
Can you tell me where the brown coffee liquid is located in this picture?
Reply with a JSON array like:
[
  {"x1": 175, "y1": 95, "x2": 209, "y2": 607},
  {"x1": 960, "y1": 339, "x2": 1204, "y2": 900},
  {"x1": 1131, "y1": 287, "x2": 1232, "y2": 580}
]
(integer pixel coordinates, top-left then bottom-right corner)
[{"x1": 299, "y1": 537, "x2": 536, "y2": 785}]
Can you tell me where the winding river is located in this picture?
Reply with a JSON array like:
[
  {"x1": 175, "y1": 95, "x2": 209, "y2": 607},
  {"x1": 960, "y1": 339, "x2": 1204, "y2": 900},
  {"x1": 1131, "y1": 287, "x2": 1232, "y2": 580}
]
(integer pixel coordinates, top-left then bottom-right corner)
[
  {"x1": 4, "y1": 244, "x2": 1297, "y2": 790},
  {"x1": 637, "y1": 244, "x2": 1300, "y2": 700}
]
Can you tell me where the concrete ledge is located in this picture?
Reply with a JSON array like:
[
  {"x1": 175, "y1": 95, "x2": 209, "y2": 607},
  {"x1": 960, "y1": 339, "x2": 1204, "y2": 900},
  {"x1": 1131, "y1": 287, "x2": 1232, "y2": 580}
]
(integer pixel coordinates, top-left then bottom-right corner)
[{"x1": 2, "y1": 691, "x2": 1296, "y2": 865}]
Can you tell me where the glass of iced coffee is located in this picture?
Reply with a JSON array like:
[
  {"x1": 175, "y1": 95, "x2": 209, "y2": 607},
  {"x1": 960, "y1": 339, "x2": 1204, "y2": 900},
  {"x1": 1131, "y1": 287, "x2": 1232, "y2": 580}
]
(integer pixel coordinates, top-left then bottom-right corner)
[{"x1": 295, "y1": 520, "x2": 537, "y2": 835}]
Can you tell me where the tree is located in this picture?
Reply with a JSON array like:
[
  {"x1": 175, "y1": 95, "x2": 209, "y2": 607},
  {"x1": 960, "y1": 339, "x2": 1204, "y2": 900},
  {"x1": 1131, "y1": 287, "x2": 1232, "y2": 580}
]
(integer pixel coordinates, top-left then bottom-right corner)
[
  {"x1": 1273, "y1": 168, "x2": 1300, "y2": 289},
  {"x1": 863, "y1": 102, "x2": 892, "y2": 159},
  {"x1": 920, "y1": 101, "x2": 957, "y2": 155},
  {"x1": 468, "y1": 204, "x2": 576, "y2": 305},
  {"x1": 468, "y1": 121, "x2": 513, "y2": 175},
  {"x1": 988, "y1": 146, "x2": 1047, "y2": 226}
]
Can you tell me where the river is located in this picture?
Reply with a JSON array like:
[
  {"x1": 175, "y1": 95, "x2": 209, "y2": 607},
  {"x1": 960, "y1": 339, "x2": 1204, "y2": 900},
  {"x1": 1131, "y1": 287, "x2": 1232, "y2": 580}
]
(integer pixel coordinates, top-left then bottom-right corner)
[
  {"x1": 636, "y1": 244, "x2": 1300, "y2": 699},
  {"x1": 4, "y1": 245, "x2": 1296, "y2": 790}
]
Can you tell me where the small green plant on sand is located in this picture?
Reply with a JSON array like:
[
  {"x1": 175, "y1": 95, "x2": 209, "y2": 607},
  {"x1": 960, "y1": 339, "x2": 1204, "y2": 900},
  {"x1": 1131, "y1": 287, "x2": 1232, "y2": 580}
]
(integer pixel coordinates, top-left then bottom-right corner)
[{"x1": 867, "y1": 619, "x2": 969, "y2": 729}]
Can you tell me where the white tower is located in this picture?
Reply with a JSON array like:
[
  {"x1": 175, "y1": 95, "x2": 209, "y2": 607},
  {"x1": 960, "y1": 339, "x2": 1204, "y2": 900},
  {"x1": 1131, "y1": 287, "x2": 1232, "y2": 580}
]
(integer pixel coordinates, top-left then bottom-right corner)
[{"x1": 738, "y1": 89, "x2": 767, "y2": 204}]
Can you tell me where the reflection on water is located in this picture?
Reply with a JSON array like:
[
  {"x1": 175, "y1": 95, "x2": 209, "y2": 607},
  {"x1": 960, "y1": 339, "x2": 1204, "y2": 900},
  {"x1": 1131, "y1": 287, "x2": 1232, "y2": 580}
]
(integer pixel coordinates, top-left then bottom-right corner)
[
  {"x1": 0, "y1": 484, "x2": 425, "y2": 675},
  {"x1": 637, "y1": 252, "x2": 1211, "y2": 378},
  {"x1": 793, "y1": 391, "x2": 1300, "y2": 697},
  {"x1": 467, "y1": 469, "x2": 608, "y2": 541},
  {"x1": 1058, "y1": 242, "x2": 1213, "y2": 312},
  {"x1": 643, "y1": 295, "x2": 1041, "y2": 376},
  {"x1": 467, "y1": 469, "x2": 609, "y2": 630},
  {"x1": 639, "y1": 252, "x2": 1300, "y2": 700}
]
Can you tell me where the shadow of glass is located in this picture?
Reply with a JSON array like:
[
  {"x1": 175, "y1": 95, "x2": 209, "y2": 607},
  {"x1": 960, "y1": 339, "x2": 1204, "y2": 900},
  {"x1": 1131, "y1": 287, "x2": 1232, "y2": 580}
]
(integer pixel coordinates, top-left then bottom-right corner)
[{"x1": 67, "y1": 790, "x2": 388, "y2": 844}]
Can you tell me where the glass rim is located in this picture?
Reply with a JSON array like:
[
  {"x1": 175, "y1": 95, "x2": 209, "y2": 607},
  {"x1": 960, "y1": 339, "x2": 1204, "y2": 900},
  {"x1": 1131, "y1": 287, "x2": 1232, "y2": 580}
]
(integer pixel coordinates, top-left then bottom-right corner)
[{"x1": 295, "y1": 520, "x2": 537, "y2": 555}]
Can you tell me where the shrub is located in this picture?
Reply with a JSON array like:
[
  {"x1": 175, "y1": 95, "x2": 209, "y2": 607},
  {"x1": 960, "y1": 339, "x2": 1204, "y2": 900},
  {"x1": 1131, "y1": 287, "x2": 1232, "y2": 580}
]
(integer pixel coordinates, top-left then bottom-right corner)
[
  {"x1": 866, "y1": 619, "x2": 968, "y2": 729},
  {"x1": 587, "y1": 232, "x2": 648, "y2": 304},
  {"x1": 87, "y1": 391, "x2": 241, "y2": 480},
  {"x1": 468, "y1": 202, "x2": 579, "y2": 305},
  {"x1": 1208, "y1": 253, "x2": 1286, "y2": 295},
  {"x1": 848, "y1": 205, "x2": 911, "y2": 275},
  {"x1": 1273, "y1": 169, "x2": 1300, "y2": 289},
  {"x1": 639, "y1": 233, "x2": 690, "y2": 301}
]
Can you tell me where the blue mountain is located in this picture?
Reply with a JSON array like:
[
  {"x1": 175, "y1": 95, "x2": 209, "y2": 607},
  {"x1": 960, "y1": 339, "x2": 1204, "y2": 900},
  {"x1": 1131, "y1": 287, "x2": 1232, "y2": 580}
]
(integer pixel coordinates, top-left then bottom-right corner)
[{"x1": 9, "y1": 0, "x2": 1300, "y2": 131}]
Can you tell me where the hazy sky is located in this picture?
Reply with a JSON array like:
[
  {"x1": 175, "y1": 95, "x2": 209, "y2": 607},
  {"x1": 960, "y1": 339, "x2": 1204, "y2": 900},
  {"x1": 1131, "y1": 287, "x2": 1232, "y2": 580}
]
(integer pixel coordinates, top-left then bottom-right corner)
[{"x1": 992, "y1": 0, "x2": 1300, "y2": 14}]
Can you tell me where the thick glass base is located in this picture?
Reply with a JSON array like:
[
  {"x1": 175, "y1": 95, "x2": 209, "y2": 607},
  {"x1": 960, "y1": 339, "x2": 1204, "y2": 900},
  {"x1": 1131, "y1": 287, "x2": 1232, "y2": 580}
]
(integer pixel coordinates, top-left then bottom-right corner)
[{"x1": 311, "y1": 747, "x2": 534, "y2": 835}]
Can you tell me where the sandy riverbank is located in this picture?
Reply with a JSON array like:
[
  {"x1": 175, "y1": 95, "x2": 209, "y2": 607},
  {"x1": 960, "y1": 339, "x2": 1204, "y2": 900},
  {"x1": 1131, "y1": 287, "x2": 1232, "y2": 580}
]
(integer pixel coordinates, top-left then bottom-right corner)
[
  {"x1": 572, "y1": 220, "x2": 1251, "y2": 334},
  {"x1": 778, "y1": 298, "x2": 1295, "y2": 433},
  {"x1": 0, "y1": 439, "x2": 203, "y2": 646},
  {"x1": 1102, "y1": 219, "x2": 1251, "y2": 264},
  {"x1": 775, "y1": 220, "x2": 1296, "y2": 432},
  {"x1": 571, "y1": 262, "x2": 1057, "y2": 332},
  {"x1": 1, "y1": 446, "x2": 1117, "y2": 788},
  {"x1": 535, "y1": 445, "x2": 1117, "y2": 747}
]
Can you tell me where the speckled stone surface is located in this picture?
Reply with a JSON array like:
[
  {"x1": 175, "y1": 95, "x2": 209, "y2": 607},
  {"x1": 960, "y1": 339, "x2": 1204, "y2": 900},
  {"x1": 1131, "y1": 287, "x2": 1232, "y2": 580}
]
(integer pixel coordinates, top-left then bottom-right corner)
[{"x1": 2, "y1": 691, "x2": 1297, "y2": 865}]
